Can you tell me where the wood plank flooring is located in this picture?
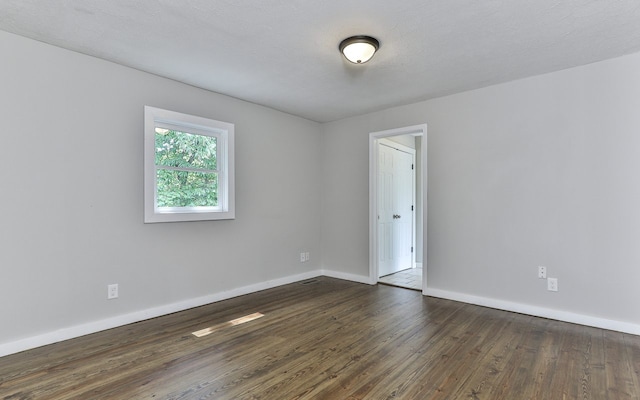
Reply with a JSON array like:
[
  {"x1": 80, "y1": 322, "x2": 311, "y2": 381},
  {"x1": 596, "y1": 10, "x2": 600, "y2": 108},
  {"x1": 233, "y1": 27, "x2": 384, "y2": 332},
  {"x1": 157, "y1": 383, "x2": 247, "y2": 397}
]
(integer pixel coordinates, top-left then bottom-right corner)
[{"x1": 1, "y1": 277, "x2": 639, "y2": 399}]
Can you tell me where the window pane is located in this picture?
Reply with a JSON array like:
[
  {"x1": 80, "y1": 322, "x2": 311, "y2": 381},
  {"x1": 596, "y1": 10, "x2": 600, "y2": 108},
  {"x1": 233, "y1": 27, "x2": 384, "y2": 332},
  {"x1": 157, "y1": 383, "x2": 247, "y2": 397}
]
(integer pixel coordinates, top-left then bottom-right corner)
[
  {"x1": 156, "y1": 169, "x2": 218, "y2": 207},
  {"x1": 155, "y1": 128, "x2": 217, "y2": 170}
]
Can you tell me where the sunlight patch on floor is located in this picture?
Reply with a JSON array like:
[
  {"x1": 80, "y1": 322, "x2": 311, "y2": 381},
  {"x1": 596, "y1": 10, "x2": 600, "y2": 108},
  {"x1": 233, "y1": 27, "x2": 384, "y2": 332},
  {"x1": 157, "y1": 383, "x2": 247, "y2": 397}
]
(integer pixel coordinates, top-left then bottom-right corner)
[{"x1": 192, "y1": 312, "x2": 265, "y2": 337}]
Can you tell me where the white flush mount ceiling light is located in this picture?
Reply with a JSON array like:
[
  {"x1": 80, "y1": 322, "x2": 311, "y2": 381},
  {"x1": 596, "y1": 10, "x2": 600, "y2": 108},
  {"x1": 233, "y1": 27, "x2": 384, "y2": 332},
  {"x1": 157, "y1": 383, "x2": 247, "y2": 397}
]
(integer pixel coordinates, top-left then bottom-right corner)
[{"x1": 339, "y1": 35, "x2": 380, "y2": 64}]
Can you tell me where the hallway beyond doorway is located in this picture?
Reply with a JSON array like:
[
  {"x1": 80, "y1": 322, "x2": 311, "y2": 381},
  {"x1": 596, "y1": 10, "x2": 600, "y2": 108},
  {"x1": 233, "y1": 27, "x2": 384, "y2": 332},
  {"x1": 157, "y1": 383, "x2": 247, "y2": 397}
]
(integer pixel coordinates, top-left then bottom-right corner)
[{"x1": 378, "y1": 267, "x2": 422, "y2": 291}]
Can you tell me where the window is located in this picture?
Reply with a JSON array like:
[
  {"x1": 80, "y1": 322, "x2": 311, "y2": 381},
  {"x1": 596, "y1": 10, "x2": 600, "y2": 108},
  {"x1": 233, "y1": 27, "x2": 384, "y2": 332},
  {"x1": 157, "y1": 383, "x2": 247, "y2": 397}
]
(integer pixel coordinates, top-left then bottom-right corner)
[{"x1": 144, "y1": 106, "x2": 235, "y2": 222}]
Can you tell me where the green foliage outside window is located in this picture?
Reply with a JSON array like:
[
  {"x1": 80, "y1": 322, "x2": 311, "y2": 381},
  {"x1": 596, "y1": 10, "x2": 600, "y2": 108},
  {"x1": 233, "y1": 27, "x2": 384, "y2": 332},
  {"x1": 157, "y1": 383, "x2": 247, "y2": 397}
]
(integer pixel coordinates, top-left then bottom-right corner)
[{"x1": 155, "y1": 128, "x2": 218, "y2": 208}]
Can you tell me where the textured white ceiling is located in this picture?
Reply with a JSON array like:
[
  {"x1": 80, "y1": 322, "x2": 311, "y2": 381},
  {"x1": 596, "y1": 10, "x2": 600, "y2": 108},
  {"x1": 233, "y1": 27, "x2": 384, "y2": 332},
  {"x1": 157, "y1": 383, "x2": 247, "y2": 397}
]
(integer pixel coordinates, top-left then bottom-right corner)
[{"x1": 2, "y1": 1, "x2": 640, "y2": 122}]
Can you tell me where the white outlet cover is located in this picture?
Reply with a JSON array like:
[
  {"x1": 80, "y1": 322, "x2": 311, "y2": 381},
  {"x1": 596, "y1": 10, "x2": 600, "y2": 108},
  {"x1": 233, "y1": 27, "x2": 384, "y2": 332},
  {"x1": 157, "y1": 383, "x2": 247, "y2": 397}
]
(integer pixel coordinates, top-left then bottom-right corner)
[
  {"x1": 547, "y1": 278, "x2": 558, "y2": 292},
  {"x1": 538, "y1": 266, "x2": 547, "y2": 279},
  {"x1": 108, "y1": 284, "x2": 119, "y2": 299}
]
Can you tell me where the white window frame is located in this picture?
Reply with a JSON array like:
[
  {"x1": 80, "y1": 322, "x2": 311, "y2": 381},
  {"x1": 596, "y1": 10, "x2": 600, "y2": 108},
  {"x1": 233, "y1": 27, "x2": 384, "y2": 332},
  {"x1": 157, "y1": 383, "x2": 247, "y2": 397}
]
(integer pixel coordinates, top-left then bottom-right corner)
[{"x1": 144, "y1": 106, "x2": 235, "y2": 223}]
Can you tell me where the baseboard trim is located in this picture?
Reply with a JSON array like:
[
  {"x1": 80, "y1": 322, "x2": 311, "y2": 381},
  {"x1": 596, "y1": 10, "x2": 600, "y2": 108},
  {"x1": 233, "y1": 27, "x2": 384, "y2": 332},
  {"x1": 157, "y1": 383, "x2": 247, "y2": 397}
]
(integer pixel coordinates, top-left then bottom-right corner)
[
  {"x1": 425, "y1": 288, "x2": 640, "y2": 336},
  {"x1": 321, "y1": 269, "x2": 372, "y2": 285},
  {"x1": 0, "y1": 270, "x2": 322, "y2": 358},
  {"x1": 5, "y1": 274, "x2": 637, "y2": 357}
]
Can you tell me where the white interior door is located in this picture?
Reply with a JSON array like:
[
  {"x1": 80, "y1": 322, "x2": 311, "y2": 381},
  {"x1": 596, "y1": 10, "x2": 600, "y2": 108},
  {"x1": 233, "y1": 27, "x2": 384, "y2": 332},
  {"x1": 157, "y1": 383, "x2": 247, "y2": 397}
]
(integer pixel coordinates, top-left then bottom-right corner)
[{"x1": 378, "y1": 142, "x2": 414, "y2": 277}]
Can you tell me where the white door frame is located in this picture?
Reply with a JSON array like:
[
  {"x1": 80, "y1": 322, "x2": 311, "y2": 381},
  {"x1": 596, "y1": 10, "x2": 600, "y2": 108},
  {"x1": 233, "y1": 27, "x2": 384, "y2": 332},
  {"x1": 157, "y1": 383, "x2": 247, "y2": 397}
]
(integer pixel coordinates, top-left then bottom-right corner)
[{"x1": 369, "y1": 124, "x2": 428, "y2": 294}]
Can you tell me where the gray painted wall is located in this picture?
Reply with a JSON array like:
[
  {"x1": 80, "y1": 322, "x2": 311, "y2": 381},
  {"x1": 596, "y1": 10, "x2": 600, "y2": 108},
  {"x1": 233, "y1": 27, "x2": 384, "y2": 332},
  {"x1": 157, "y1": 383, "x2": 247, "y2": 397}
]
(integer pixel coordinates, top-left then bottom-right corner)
[
  {"x1": 321, "y1": 51, "x2": 640, "y2": 326},
  {"x1": 3, "y1": 29, "x2": 640, "y2": 350},
  {"x1": 0, "y1": 31, "x2": 322, "y2": 345}
]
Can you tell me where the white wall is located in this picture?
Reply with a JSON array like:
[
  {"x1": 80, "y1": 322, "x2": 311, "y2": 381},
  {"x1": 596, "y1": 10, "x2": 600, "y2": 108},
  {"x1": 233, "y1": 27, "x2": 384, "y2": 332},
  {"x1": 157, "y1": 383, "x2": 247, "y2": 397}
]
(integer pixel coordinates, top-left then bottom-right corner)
[
  {"x1": 322, "y1": 51, "x2": 640, "y2": 330},
  {"x1": 0, "y1": 31, "x2": 322, "y2": 349},
  {"x1": 386, "y1": 134, "x2": 415, "y2": 149}
]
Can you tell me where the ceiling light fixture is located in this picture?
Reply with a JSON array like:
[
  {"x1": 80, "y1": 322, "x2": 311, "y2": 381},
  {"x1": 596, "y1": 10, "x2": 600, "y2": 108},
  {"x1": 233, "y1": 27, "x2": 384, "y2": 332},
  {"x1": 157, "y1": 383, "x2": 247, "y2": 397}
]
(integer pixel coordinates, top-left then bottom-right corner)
[{"x1": 339, "y1": 35, "x2": 380, "y2": 64}]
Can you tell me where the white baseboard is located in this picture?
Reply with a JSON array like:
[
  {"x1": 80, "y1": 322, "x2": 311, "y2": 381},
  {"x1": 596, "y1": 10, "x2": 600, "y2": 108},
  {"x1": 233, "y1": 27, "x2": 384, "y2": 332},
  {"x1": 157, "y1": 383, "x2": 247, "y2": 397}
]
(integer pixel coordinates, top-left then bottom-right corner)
[
  {"x1": 5, "y1": 273, "x2": 638, "y2": 358},
  {"x1": 425, "y1": 287, "x2": 640, "y2": 336},
  {"x1": 414, "y1": 262, "x2": 423, "y2": 269},
  {"x1": 0, "y1": 270, "x2": 322, "y2": 358},
  {"x1": 321, "y1": 269, "x2": 372, "y2": 285}
]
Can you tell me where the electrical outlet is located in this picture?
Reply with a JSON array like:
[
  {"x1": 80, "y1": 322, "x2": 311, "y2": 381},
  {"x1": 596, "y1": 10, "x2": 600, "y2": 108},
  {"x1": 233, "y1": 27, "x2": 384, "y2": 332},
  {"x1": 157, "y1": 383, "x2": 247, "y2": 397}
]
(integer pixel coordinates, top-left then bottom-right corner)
[
  {"x1": 107, "y1": 284, "x2": 119, "y2": 299},
  {"x1": 547, "y1": 278, "x2": 558, "y2": 292},
  {"x1": 538, "y1": 266, "x2": 547, "y2": 279},
  {"x1": 304, "y1": 252, "x2": 310, "y2": 262},
  {"x1": 300, "y1": 252, "x2": 306, "y2": 262}
]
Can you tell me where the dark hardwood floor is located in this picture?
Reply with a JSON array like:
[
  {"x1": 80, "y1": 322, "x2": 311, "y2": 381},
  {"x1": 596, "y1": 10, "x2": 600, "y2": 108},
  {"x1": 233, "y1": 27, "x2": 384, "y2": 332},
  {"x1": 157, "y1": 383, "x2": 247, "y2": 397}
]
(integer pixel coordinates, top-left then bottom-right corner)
[{"x1": 1, "y1": 277, "x2": 639, "y2": 399}]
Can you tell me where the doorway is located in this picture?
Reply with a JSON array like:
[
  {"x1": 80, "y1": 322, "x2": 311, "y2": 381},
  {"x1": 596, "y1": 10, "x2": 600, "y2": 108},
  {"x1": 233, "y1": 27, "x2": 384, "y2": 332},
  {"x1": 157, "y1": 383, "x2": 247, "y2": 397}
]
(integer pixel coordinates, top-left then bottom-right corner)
[
  {"x1": 369, "y1": 124, "x2": 427, "y2": 294},
  {"x1": 377, "y1": 139, "x2": 415, "y2": 277}
]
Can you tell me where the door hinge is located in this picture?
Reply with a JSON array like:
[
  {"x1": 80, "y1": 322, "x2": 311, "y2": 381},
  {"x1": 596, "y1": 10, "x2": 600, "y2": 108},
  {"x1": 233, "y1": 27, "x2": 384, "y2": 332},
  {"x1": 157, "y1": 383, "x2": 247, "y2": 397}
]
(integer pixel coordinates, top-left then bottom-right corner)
[
  {"x1": 411, "y1": 164, "x2": 414, "y2": 170},
  {"x1": 411, "y1": 246, "x2": 414, "y2": 253},
  {"x1": 411, "y1": 205, "x2": 414, "y2": 211}
]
